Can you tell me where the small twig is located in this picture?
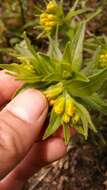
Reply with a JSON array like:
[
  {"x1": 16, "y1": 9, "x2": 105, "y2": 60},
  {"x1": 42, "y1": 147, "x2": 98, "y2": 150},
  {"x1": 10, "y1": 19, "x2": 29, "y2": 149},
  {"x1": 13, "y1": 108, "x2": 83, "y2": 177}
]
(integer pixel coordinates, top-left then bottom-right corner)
[{"x1": 29, "y1": 167, "x2": 53, "y2": 190}]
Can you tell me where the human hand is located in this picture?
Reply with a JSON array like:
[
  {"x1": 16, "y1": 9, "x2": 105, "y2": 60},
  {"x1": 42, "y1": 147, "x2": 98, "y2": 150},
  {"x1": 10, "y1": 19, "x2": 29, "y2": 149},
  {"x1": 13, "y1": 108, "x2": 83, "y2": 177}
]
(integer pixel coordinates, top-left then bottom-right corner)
[{"x1": 0, "y1": 70, "x2": 69, "y2": 190}]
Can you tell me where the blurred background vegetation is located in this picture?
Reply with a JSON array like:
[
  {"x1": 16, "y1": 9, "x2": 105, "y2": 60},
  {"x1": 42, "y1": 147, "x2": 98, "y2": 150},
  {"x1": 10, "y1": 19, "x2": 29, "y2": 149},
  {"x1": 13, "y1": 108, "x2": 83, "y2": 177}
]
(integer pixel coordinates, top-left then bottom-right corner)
[{"x1": 0, "y1": 0, "x2": 107, "y2": 47}]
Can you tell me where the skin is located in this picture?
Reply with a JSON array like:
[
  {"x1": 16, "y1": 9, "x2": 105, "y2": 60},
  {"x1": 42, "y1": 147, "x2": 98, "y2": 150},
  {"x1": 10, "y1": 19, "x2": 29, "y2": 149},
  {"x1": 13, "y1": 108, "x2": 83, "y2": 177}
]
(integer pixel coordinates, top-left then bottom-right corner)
[{"x1": 0, "y1": 71, "x2": 76, "y2": 190}]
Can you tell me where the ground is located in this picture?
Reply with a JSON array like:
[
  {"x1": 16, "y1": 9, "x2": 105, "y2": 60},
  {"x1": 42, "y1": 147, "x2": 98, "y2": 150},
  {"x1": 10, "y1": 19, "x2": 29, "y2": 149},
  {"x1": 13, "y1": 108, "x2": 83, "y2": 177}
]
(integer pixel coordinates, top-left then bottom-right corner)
[{"x1": 24, "y1": 142, "x2": 107, "y2": 190}]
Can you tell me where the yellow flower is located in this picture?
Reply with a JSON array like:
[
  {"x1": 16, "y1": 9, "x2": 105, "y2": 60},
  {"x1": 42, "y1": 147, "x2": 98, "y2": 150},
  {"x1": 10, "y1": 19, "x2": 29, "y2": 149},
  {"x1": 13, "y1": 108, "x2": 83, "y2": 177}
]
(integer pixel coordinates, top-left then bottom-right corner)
[
  {"x1": 100, "y1": 54, "x2": 105, "y2": 58},
  {"x1": 54, "y1": 96, "x2": 65, "y2": 114},
  {"x1": 65, "y1": 96, "x2": 76, "y2": 117},
  {"x1": 40, "y1": 12, "x2": 57, "y2": 32},
  {"x1": 44, "y1": 83, "x2": 63, "y2": 99},
  {"x1": 47, "y1": 14, "x2": 57, "y2": 20},
  {"x1": 49, "y1": 99, "x2": 56, "y2": 106},
  {"x1": 44, "y1": 21, "x2": 56, "y2": 27},
  {"x1": 46, "y1": 1, "x2": 58, "y2": 13},
  {"x1": 99, "y1": 53, "x2": 107, "y2": 67},
  {"x1": 62, "y1": 113, "x2": 70, "y2": 123}
]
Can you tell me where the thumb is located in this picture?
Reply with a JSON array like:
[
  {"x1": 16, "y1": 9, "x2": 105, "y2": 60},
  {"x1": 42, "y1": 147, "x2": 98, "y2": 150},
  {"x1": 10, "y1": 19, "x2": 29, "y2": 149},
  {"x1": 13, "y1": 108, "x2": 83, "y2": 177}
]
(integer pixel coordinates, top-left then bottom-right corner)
[{"x1": 0, "y1": 89, "x2": 48, "y2": 179}]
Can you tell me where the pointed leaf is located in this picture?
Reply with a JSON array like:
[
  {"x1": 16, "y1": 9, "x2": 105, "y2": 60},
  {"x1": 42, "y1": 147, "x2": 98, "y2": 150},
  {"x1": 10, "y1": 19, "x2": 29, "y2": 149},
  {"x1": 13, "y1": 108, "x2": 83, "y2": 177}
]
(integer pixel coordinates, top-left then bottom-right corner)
[
  {"x1": 43, "y1": 110, "x2": 61, "y2": 140},
  {"x1": 86, "y1": 7, "x2": 102, "y2": 22},
  {"x1": 63, "y1": 124, "x2": 70, "y2": 144},
  {"x1": 66, "y1": 69, "x2": 107, "y2": 97},
  {"x1": 65, "y1": 8, "x2": 91, "y2": 21},
  {"x1": 75, "y1": 72, "x2": 89, "y2": 82},
  {"x1": 83, "y1": 93, "x2": 107, "y2": 115},
  {"x1": 48, "y1": 38, "x2": 62, "y2": 61},
  {"x1": 71, "y1": 22, "x2": 85, "y2": 71},
  {"x1": 75, "y1": 101, "x2": 97, "y2": 133},
  {"x1": 0, "y1": 63, "x2": 21, "y2": 74},
  {"x1": 63, "y1": 41, "x2": 72, "y2": 63},
  {"x1": 70, "y1": 22, "x2": 86, "y2": 71},
  {"x1": 23, "y1": 32, "x2": 37, "y2": 58}
]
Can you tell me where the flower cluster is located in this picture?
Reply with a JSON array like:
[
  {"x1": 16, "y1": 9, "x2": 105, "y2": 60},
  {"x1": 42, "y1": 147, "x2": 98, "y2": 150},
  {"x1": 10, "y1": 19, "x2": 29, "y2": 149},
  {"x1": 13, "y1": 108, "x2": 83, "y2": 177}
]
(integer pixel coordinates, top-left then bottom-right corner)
[
  {"x1": 44, "y1": 83, "x2": 80, "y2": 125},
  {"x1": 40, "y1": 1, "x2": 59, "y2": 32},
  {"x1": 54, "y1": 95, "x2": 80, "y2": 124},
  {"x1": 99, "y1": 53, "x2": 107, "y2": 67},
  {"x1": 1, "y1": 1, "x2": 104, "y2": 143}
]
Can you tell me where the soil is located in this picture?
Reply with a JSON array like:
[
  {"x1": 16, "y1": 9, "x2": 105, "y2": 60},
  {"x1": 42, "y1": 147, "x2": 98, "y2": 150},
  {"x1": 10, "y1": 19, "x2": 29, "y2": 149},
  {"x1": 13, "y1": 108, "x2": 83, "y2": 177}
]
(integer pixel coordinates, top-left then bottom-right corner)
[{"x1": 24, "y1": 143, "x2": 107, "y2": 190}]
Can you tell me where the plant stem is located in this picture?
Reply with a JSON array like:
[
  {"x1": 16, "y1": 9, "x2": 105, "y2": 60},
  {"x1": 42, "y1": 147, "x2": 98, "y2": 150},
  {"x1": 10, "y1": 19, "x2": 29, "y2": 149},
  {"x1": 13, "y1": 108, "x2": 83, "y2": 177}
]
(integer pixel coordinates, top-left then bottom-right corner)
[{"x1": 18, "y1": 0, "x2": 26, "y2": 25}]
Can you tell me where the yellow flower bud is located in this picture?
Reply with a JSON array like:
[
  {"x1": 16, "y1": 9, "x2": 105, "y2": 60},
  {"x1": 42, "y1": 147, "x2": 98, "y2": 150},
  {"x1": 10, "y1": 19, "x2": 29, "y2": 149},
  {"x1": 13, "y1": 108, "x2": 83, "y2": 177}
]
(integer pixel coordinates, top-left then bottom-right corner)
[
  {"x1": 40, "y1": 14, "x2": 47, "y2": 25},
  {"x1": 65, "y1": 97, "x2": 76, "y2": 117},
  {"x1": 40, "y1": 13, "x2": 47, "y2": 19},
  {"x1": 44, "y1": 83, "x2": 63, "y2": 99},
  {"x1": 99, "y1": 53, "x2": 107, "y2": 68},
  {"x1": 62, "y1": 113, "x2": 70, "y2": 123},
  {"x1": 54, "y1": 96, "x2": 65, "y2": 114},
  {"x1": 40, "y1": 12, "x2": 57, "y2": 32},
  {"x1": 44, "y1": 21, "x2": 56, "y2": 27},
  {"x1": 40, "y1": 18, "x2": 47, "y2": 24},
  {"x1": 47, "y1": 1, "x2": 58, "y2": 13},
  {"x1": 100, "y1": 54, "x2": 105, "y2": 59},
  {"x1": 47, "y1": 14, "x2": 56, "y2": 20},
  {"x1": 49, "y1": 99, "x2": 56, "y2": 106}
]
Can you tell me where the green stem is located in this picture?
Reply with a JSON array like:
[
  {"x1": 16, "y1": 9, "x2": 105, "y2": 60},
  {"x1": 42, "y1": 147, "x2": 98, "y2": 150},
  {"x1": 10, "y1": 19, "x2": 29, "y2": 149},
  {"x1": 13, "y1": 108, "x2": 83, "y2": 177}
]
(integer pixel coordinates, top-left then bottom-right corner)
[{"x1": 18, "y1": 0, "x2": 26, "y2": 25}]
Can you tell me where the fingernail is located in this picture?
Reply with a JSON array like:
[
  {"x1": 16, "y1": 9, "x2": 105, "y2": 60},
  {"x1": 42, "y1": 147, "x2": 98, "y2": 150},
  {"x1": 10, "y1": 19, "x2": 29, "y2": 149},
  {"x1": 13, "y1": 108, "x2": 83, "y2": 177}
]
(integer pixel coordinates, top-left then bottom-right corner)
[{"x1": 4, "y1": 89, "x2": 48, "y2": 124}]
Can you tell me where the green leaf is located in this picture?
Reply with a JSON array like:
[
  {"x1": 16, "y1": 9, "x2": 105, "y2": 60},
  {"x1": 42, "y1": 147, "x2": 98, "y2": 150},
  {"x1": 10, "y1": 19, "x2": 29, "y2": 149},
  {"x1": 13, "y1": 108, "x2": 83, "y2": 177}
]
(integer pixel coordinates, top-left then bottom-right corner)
[
  {"x1": 71, "y1": 22, "x2": 86, "y2": 71},
  {"x1": 66, "y1": 27, "x2": 75, "y2": 42},
  {"x1": 63, "y1": 41, "x2": 72, "y2": 63},
  {"x1": 38, "y1": 54, "x2": 54, "y2": 74},
  {"x1": 70, "y1": 0, "x2": 79, "y2": 11},
  {"x1": 65, "y1": 8, "x2": 91, "y2": 21},
  {"x1": 23, "y1": 32, "x2": 37, "y2": 58},
  {"x1": 15, "y1": 34, "x2": 45, "y2": 74},
  {"x1": 0, "y1": 63, "x2": 20, "y2": 74},
  {"x1": 85, "y1": 7, "x2": 102, "y2": 22},
  {"x1": 74, "y1": 106, "x2": 89, "y2": 139},
  {"x1": 0, "y1": 48, "x2": 15, "y2": 54},
  {"x1": 43, "y1": 110, "x2": 61, "y2": 140},
  {"x1": 15, "y1": 41, "x2": 33, "y2": 58},
  {"x1": 66, "y1": 81, "x2": 91, "y2": 97},
  {"x1": 87, "y1": 69, "x2": 107, "y2": 91},
  {"x1": 66, "y1": 69, "x2": 107, "y2": 97},
  {"x1": 14, "y1": 32, "x2": 38, "y2": 59},
  {"x1": 48, "y1": 38, "x2": 62, "y2": 61},
  {"x1": 0, "y1": 62, "x2": 44, "y2": 83},
  {"x1": 75, "y1": 125, "x2": 86, "y2": 137},
  {"x1": 75, "y1": 72, "x2": 90, "y2": 82},
  {"x1": 82, "y1": 46, "x2": 101, "y2": 75},
  {"x1": 83, "y1": 93, "x2": 107, "y2": 115},
  {"x1": 74, "y1": 101, "x2": 97, "y2": 134},
  {"x1": 63, "y1": 23, "x2": 86, "y2": 72},
  {"x1": 63, "y1": 124, "x2": 71, "y2": 144}
]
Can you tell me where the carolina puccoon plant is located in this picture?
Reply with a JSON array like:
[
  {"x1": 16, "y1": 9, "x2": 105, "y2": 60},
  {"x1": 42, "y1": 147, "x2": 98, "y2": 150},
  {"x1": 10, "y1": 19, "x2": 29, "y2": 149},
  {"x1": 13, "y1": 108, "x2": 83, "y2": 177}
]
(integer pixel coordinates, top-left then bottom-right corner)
[{"x1": 0, "y1": 0, "x2": 107, "y2": 144}]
